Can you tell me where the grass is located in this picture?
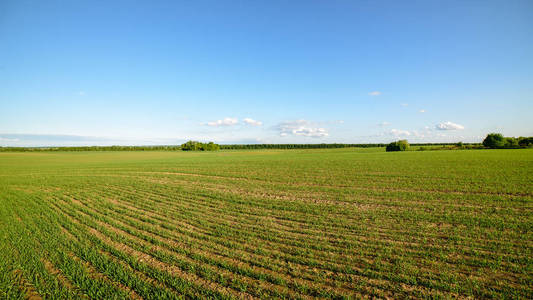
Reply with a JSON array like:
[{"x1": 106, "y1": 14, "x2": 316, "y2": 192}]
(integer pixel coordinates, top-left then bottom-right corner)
[{"x1": 0, "y1": 147, "x2": 531, "y2": 299}]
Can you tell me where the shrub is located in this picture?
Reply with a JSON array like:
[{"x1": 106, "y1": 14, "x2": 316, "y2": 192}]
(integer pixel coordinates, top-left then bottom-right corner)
[{"x1": 386, "y1": 140, "x2": 409, "y2": 152}]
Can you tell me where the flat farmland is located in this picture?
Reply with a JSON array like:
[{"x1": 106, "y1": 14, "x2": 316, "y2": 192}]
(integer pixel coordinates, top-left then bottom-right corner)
[{"x1": 0, "y1": 148, "x2": 532, "y2": 299}]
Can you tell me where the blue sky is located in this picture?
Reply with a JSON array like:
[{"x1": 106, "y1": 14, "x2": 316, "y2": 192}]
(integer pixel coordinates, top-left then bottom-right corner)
[{"x1": 1, "y1": 0, "x2": 532, "y2": 146}]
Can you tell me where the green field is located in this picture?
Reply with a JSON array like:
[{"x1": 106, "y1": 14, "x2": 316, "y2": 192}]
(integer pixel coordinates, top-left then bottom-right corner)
[{"x1": 1, "y1": 148, "x2": 532, "y2": 299}]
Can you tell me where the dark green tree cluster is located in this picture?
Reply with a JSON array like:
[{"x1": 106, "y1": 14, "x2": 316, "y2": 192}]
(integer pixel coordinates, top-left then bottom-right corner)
[
  {"x1": 180, "y1": 141, "x2": 220, "y2": 151},
  {"x1": 386, "y1": 140, "x2": 410, "y2": 152},
  {"x1": 518, "y1": 137, "x2": 533, "y2": 147},
  {"x1": 482, "y1": 133, "x2": 533, "y2": 149}
]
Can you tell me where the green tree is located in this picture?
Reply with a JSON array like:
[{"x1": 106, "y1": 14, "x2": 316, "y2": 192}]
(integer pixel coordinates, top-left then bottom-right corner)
[
  {"x1": 181, "y1": 141, "x2": 200, "y2": 151},
  {"x1": 181, "y1": 141, "x2": 220, "y2": 151},
  {"x1": 386, "y1": 140, "x2": 409, "y2": 152},
  {"x1": 518, "y1": 137, "x2": 533, "y2": 148},
  {"x1": 205, "y1": 142, "x2": 220, "y2": 151},
  {"x1": 504, "y1": 137, "x2": 519, "y2": 148},
  {"x1": 482, "y1": 133, "x2": 505, "y2": 149}
]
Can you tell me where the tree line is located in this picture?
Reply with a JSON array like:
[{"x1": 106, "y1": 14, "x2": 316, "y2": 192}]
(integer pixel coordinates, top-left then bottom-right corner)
[
  {"x1": 219, "y1": 143, "x2": 484, "y2": 149},
  {"x1": 482, "y1": 133, "x2": 533, "y2": 149},
  {"x1": 0, "y1": 143, "x2": 419, "y2": 152},
  {"x1": 219, "y1": 143, "x2": 387, "y2": 150},
  {"x1": 1, "y1": 134, "x2": 531, "y2": 152},
  {"x1": 385, "y1": 133, "x2": 533, "y2": 152},
  {"x1": 0, "y1": 145, "x2": 183, "y2": 152}
]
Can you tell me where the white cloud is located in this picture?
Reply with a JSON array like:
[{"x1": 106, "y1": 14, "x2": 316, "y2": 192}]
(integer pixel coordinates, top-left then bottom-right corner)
[
  {"x1": 206, "y1": 117, "x2": 239, "y2": 127},
  {"x1": 435, "y1": 121, "x2": 465, "y2": 131},
  {"x1": 78, "y1": 91, "x2": 86, "y2": 96},
  {"x1": 0, "y1": 137, "x2": 20, "y2": 142},
  {"x1": 378, "y1": 122, "x2": 391, "y2": 127},
  {"x1": 368, "y1": 91, "x2": 382, "y2": 96},
  {"x1": 412, "y1": 130, "x2": 427, "y2": 138},
  {"x1": 400, "y1": 103, "x2": 409, "y2": 107},
  {"x1": 243, "y1": 118, "x2": 263, "y2": 126},
  {"x1": 390, "y1": 129, "x2": 411, "y2": 136},
  {"x1": 277, "y1": 120, "x2": 329, "y2": 138},
  {"x1": 419, "y1": 109, "x2": 426, "y2": 113}
]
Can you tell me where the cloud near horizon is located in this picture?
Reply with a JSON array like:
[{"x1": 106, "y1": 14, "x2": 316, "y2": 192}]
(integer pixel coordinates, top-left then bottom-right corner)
[
  {"x1": 277, "y1": 120, "x2": 329, "y2": 138},
  {"x1": 390, "y1": 129, "x2": 411, "y2": 136},
  {"x1": 0, "y1": 137, "x2": 20, "y2": 142},
  {"x1": 243, "y1": 118, "x2": 263, "y2": 126},
  {"x1": 436, "y1": 121, "x2": 465, "y2": 130},
  {"x1": 206, "y1": 117, "x2": 239, "y2": 127}
]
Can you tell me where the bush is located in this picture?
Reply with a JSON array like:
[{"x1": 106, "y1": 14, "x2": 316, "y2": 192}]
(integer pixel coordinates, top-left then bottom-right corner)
[
  {"x1": 386, "y1": 140, "x2": 409, "y2": 152},
  {"x1": 482, "y1": 133, "x2": 505, "y2": 149}
]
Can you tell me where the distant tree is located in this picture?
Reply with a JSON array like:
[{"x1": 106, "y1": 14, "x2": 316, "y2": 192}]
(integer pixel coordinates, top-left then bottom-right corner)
[
  {"x1": 205, "y1": 142, "x2": 220, "y2": 151},
  {"x1": 386, "y1": 140, "x2": 409, "y2": 152},
  {"x1": 504, "y1": 137, "x2": 519, "y2": 148},
  {"x1": 181, "y1": 141, "x2": 200, "y2": 151},
  {"x1": 482, "y1": 133, "x2": 505, "y2": 149},
  {"x1": 180, "y1": 141, "x2": 220, "y2": 151},
  {"x1": 518, "y1": 137, "x2": 533, "y2": 148}
]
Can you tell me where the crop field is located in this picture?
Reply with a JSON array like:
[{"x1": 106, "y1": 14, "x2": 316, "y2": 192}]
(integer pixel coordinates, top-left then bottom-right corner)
[{"x1": 0, "y1": 148, "x2": 531, "y2": 299}]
